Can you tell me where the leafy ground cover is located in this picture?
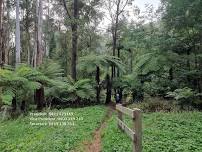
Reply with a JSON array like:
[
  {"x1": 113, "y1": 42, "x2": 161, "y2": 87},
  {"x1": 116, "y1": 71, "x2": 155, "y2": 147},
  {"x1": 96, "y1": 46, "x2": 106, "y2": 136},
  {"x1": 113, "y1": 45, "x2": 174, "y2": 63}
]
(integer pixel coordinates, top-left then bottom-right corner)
[
  {"x1": 101, "y1": 112, "x2": 202, "y2": 152},
  {"x1": 0, "y1": 106, "x2": 107, "y2": 152}
]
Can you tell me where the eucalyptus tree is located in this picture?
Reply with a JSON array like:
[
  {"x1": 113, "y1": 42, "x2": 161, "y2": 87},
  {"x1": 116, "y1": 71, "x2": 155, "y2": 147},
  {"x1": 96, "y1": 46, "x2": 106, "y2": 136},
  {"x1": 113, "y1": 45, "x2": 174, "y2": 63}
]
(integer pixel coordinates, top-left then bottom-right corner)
[
  {"x1": 104, "y1": 0, "x2": 134, "y2": 78},
  {"x1": 21, "y1": 0, "x2": 33, "y2": 65},
  {"x1": 0, "y1": 0, "x2": 3, "y2": 106},
  {"x1": 0, "y1": 0, "x2": 3, "y2": 66},
  {"x1": 33, "y1": 0, "x2": 43, "y2": 67},
  {"x1": 62, "y1": 0, "x2": 78, "y2": 80},
  {"x1": 15, "y1": 0, "x2": 21, "y2": 65},
  {"x1": 61, "y1": 0, "x2": 103, "y2": 80}
]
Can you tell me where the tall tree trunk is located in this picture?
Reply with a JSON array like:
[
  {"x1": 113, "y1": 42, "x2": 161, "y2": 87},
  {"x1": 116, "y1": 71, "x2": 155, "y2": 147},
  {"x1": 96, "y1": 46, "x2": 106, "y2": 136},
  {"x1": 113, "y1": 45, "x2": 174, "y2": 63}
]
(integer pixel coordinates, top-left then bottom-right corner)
[
  {"x1": 117, "y1": 48, "x2": 120, "y2": 77},
  {"x1": 1, "y1": 0, "x2": 5, "y2": 65},
  {"x1": 71, "y1": 0, "x2": 78, "y2": 80},
  {"x1": 112, "y1": 0, "x2": 121, "y2": 78},
  {"x1": 96, "y1": 66, "x2": 100, "y2": 103},
  {"x1": 0, "y1": 0, "x2": 3, "y2": 106},
  {"x1": 105, "y1": 74, "x2": 112, "y2": 104},
  {"x1": 45, "y1": 0, "x2": 50, "y2": 57},
  {"x1": 15, "y1": 0, "x2": 21, "y2": 65},
  {"x1": 199, "y1": 31, "x2": 202, "y2": 94},
  {"x1": 25, "y1": 0, "x2": 31, "y2": 65},
  {"x1": 4, "y1": 0, "x2": 10, "y2": 65},
  {"x1": 33, "y1": 0, "x2": 43, "y2": 67},
  {"x1": 36, "y1": 0, "x2": 43, "y2": 66},
  {"x1": 187, "y1": 49, "x2": 190, "y2": 71},
  {"x1": 0, "y1": 0, "x2": 3, "y2": 66},
  {"x1": 129, "y1": 49, "x2": 133, "y2": 73},
  {"x1": 32, "y1": 0, "x2": 38, "y2": 67}
]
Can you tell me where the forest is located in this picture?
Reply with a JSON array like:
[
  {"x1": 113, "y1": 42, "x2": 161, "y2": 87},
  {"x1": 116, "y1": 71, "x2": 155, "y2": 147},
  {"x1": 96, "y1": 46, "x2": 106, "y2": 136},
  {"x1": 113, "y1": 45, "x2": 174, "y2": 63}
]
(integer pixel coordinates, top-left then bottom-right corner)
[{"x1": 0, "y1": 0, "x2": 202, "y2": 152}]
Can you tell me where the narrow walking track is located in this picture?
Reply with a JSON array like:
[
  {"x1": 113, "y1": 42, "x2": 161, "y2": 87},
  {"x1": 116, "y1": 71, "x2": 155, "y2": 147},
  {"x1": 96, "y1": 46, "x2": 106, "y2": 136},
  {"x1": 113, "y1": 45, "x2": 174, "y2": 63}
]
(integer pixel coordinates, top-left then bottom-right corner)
[{"x1": 84, "y1": 104, "x2": 115, "y2": 152}]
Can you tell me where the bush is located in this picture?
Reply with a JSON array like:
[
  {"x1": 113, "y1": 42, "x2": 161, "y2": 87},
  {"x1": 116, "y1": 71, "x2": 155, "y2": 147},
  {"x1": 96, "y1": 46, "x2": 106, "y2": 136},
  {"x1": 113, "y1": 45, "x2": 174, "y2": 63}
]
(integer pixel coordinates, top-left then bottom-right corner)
[
  {"x1": 166, "y1": 87, "x2": 202, "y2": 110},
  {"x1": 143, "y1": 78, "x2": 178, "y2": 97},
  {"x1": 129, "y1": 97, "x2": 179, "y2": 112}
]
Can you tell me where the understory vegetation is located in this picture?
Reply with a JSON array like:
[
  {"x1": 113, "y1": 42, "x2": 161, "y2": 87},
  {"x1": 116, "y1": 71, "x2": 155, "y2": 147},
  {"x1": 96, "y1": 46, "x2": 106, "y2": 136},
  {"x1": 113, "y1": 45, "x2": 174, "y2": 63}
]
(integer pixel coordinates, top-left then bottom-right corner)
[{"x1": 0, "y1": 106, "x2": 107, "y2": 152}]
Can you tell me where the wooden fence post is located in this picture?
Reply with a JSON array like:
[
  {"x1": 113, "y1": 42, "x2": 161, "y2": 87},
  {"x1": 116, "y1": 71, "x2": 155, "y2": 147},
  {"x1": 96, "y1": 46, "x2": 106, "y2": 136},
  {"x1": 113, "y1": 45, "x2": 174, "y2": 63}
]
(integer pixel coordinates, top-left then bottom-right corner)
[
  {"x1": 133, "y1": 109, "x2": 142, "y2": 152},
  {"x1": 117, "y1": 105, "x2": 123, "y2": 129},
  {"x1": 116, "y1": 104, "x2": 142, "y2": 152}
]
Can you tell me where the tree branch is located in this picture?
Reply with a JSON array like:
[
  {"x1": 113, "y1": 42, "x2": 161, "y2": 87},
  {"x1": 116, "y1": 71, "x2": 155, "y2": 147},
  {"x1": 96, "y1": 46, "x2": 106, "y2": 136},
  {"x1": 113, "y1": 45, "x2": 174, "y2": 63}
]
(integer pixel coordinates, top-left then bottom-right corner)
[
  {"x1": 62, "y1": 0, "x2": 72, "y2": 19},
  {"x1": 118, "y1": 0, "x2": 129, "y2": 15}
]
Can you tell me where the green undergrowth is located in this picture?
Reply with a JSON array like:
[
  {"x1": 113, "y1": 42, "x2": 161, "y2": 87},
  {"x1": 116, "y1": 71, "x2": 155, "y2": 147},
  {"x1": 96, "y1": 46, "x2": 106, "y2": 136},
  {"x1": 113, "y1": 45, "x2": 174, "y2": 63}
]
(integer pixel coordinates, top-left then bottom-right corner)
[
  {"x1": 101, "y1": 111, "x2": 202, "y2": 152},
  {"x1": 0, "y1": 106, "x2": 107, "y2": 152}
]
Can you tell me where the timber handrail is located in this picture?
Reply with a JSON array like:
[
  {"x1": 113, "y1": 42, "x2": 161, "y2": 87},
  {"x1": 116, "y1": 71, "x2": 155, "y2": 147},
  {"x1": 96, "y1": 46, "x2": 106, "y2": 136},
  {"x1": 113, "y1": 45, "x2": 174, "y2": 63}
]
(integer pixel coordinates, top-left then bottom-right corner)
[{"x1": 116, "y1": 104, "x2": 142, "y2": 152}]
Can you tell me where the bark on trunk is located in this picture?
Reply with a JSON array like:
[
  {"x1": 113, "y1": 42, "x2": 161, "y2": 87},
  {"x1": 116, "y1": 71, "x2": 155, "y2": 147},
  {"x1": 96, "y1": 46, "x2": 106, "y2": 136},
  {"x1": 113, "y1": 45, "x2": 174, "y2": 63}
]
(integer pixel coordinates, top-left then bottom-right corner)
[
  {"x1": 117, "y1": 48, "x2": 120, "y2": 77},
  {"x1": 111, "y1": 0, "x2": 121, "y2": 78},
  {"x1": 36, "y1": 0, "x2": 43, "y2": 66},
  {"x1": 199, "y1": 31, "x2": 202, "y2": 94},
  {"x1": 25, "y1": 0, "x2": 31, "y2": 65},
  {"x1": 71, "y1": 0, "x2": 78, "y2": 80},
  {"x1": 0, "y1": 0, "x2": 3, "y2": 66},
  {"x1": 33, "y1": 0, "x2": 43, "y2": 67},
  {"x1": 4, "y1": 1, "x2": 10, "y2": 65},
  {"x1": 105, "y1": 74, "x2": 112, "y2": 104},
  {"x1": 0, "y1": 0, "x2": 3, "y2": 105},
  {"x1": 15, "y1": 0, "x2": 21, "y2": 65},
  {"x1": 187, "y1": 49, "x2": 190, "y2": 71},
  {"x1": 1, "y1": 1, "x2": 5, "y2": 65},
  {"x1": 35, "y1": 85, "x2": 44, "y2": 111},
  {"x1": 12, "y1": 97, "x2": 17, "y2": 112},
  {"x1": 20, "y1": 100, "x2": 26, "y2": 112},
  {"x1": 169, "y1": 67, "x2": 173, "y2": 81},
  {"x1": 129, "y1": 49, "x2": 133, "y2": 73},
  {"x1": 45, "y1": 0, "x2": 50, "y2": 57},
  {"x1": 96, "y1": 66, "x2": 100, "y2": 103},
  {"x1": 32, "y1": 0, "x2": 38, "y2": 67}
]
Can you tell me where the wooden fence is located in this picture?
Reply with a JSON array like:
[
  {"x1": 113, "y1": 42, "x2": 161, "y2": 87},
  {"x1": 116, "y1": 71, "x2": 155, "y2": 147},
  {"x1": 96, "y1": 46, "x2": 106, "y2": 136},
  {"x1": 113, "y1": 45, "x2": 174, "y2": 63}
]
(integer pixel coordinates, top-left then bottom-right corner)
[{"x1": 116, "y1": 104, "x2": 142, "y2": 152}]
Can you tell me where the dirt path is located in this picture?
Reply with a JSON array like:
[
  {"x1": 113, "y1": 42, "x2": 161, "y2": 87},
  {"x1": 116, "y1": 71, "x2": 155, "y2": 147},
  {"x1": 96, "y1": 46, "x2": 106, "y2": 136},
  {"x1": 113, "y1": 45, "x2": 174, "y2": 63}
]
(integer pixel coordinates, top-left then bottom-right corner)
[{"x1": 84, "y1": 104, "x2": 115, "y2": 152}]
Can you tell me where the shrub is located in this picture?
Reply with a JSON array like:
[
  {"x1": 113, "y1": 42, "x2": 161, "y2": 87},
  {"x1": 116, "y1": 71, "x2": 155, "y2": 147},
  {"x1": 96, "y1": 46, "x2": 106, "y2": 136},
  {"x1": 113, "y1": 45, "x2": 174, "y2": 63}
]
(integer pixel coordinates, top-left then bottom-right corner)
[
  {"x1": 166, "y1": 87, "x2": 201, "y2": 110},
  {"x1": 129, "y1": 97, "x2": 179, "y2": 112}
]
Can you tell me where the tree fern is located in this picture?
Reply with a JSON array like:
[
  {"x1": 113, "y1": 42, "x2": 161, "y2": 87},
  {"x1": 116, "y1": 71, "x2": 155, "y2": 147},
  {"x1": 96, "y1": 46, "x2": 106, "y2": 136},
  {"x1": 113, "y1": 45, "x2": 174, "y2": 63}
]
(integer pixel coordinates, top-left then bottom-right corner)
[
  {"x1": 38, "y1": 59, "x2": 64, "y2": 80},
  {"x1": 79, "y1": 54, "x2": 125, "y2": 73}
]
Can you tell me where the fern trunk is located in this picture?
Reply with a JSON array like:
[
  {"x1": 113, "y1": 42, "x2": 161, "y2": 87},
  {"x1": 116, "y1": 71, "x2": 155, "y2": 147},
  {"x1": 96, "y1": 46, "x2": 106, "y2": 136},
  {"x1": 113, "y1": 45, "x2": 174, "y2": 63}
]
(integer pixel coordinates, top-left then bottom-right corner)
[
  {"x1": 20, "y1": 101, "x2": 26, "y2": 112},
  {"x1": 169, "y1": 67, "x2": 173, "y2": 80},
  {"x1": 96, "y1": 66, "x2": 100, "y2": 103},
  {"x1": 12, "y1": 97, "x2": 17, "y2": 112},
  {"x1": 35, "y1": 85, "x2": 44, "y2": 110},
  {"x1": 105, "y1": 74, "x2": 112, "y2": 104}
]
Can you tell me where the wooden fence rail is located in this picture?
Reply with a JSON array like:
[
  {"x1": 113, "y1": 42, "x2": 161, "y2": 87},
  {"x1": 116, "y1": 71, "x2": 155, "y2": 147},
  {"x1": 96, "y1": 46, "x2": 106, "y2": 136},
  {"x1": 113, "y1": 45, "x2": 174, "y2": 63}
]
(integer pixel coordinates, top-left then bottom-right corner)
[{"x1": 116, "y1": 104, "x2": 142, "y2": 152}]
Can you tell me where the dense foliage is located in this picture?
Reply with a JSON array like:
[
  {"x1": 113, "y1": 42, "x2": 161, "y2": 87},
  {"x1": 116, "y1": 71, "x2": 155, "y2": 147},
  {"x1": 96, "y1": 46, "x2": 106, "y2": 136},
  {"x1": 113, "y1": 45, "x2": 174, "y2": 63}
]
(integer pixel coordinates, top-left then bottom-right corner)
[{"x1": 0, "y1": 0, "x2": 202, "y2": 110}]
